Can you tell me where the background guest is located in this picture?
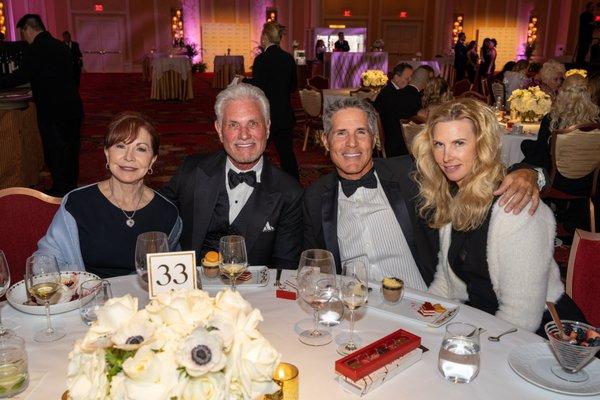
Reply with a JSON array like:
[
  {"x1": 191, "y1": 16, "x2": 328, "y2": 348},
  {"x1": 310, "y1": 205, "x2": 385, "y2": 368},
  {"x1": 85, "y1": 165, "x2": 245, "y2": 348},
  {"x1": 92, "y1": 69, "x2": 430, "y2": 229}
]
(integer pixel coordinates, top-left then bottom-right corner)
[
  {"x1": 454, "y1": 32, "x2": 468, "y2": 82},
  {"x1": 62, "y1": 30, "x2": 82, "y2": 88},
  {"x1": 244, "y1": 22, "x2": 299, "y2": 180},
  {"x1": 334, "y1": 32, "x2": 350, "y2": 52},
  {"x1": 413, "y1": 98, "x2": 585, "y2": 335},
  {"x1": 36, "y1": 112, "x2": 182, "y2": 278},
  {"x1": 0, "y1": 14, "x2": 83, "y2": 196},
  {"x1": 503, "y1": 59, "x2": 529, "y2": 101},
  {"x1": 466, "y1": 40, "x2": 479, "y2": 84},
  {"x1": 315, "y1": 39, "x2": 326, "y2": 62},
  {"x1": 416, "y1": 76, "x2": 450, "y2": 121},
  {"x1": 523, "y1": 59, "x2": 565, "y2": 100},
  {"x1": 576, "y1": 1, "x2": 596, "y2": 64}
]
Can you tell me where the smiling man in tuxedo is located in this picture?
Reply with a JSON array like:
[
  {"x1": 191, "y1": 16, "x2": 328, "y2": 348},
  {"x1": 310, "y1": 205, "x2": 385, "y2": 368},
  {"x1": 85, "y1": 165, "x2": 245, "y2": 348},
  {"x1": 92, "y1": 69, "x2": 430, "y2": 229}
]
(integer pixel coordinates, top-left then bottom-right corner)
[
  {"x1": 303, "y1": 97, "x2": 543, "y2": 288},
  {"x1": 162, "y1": 83, "x2": 303, "y2": 268}
]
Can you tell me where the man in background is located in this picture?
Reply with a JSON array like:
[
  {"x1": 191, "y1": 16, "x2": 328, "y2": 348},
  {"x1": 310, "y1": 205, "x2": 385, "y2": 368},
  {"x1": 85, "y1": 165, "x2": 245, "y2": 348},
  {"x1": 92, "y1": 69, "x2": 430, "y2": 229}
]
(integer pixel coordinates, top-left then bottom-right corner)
[
  {"x1": 576, "y1": 2, "x2": 596, "y2": 64},
  {"x1": 334, "y1": 32, "x2": 350, "y2": 52},
  {"x1": 0, "y1": 14, "x2": 83, "y2": 196},
  {"x1": 454, "y1": 32, "x2": 468, "y2": 82},
  {"x1": 63, "y1": 31, "x2": 83, "y2": 88}
]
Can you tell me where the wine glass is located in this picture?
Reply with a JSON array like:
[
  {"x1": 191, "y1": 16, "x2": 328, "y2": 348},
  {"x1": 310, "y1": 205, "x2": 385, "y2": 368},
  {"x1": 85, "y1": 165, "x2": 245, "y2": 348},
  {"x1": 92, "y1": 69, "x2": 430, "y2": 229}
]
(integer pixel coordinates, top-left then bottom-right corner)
[
  {"x1": 337, "y1": 258, "x2": 369, "y2": 355},
  {"x1": 0, "y1": 251, "x2": 12, "y2": 337},
  {"x1": 219, "y1": 235, "x2": 248, "y2": 292},
  {"x1": 79, "y1": 279, "x2": 113, "y2": 326},
  {"x1": 135, "y1": 231, "x2": 169, "y2": 283},
  {"x1": 24, "y1": 254, "x2": 65, "y2": 342},
  {"x1": 297, "y1": 249, "x2": 337, "y2": 346}
]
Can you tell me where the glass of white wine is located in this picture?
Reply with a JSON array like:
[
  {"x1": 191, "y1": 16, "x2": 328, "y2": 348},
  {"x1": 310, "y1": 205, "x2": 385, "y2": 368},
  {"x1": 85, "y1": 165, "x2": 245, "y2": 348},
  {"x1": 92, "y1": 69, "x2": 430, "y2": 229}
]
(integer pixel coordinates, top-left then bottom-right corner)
[
  {"x1": 24, "y1": 255, "x2": 65, "y2": 342},
  {"x1": 135, "y1": 231, "x2": 169, "y2": 284},
  {"x1": 337, "y1": 258, "x2": 369, "y2": 355},
  {"x1": 219, "y1": 235, "x2": 248, "y2": 292}
]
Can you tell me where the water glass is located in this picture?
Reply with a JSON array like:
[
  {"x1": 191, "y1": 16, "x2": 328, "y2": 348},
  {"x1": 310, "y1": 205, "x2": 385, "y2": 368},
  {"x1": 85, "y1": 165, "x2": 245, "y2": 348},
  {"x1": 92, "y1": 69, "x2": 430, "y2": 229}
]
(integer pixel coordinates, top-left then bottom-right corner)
[
  {"x1": 438, "y1": 322, "x2": 481, "y2": 383},
  {"x1": 0, "y1": 252, "x2": 12, "y2": 336},
  {"x1": 135, "y1": 231, "x2": 169, "y2": 283},
  {"x1": 0, "y1": 335, "x2": 28, "y2": 398},
  {"x1": 79, "y1": 279, "x2": 113, "y2": 326}
]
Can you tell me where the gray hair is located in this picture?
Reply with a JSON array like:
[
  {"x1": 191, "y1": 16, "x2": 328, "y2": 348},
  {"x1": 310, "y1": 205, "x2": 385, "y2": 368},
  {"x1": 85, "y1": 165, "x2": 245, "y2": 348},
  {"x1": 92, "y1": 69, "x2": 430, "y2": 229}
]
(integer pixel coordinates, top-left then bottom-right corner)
[
  {"x1": 214, "y1": 83, "x2": 270, "y2": 126},
  {"x1": 411, "y1": 66, "x2": 430, "y2": 90},
  {"x1": 539, "y1": 59, "x2": 565, "y2": 86},
  {"x1": 323, "y1": 97, "x2": 378, "y2": 137}
]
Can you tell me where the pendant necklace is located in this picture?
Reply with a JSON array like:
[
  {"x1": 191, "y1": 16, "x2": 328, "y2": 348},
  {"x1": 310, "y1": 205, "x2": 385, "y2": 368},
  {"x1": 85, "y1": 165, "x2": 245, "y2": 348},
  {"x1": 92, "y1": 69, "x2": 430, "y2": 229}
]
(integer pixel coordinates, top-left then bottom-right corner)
[{"x1": 109, "y1": 180, "x2": 144, "y2": 228}]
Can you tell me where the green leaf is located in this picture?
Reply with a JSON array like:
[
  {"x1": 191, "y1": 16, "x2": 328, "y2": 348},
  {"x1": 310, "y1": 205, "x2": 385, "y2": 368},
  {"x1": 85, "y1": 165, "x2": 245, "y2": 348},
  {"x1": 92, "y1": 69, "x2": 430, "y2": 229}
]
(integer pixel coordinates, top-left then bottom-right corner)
[{"x1": 105, "y1": 348, "x2": 137, "y2": 382}]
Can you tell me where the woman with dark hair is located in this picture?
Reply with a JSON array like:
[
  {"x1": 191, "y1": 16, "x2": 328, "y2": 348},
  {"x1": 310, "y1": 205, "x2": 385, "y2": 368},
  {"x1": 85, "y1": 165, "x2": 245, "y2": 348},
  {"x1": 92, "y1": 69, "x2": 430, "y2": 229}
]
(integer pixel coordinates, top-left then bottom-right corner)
[
  {"x1": 315, "y1": 39, "x2": 326, "y2": 62},
  {"x1": 36, "y1": 112, "x2": 182, "y2": 278},
  {"x1": 466, "y1": 40, "x2": 479, "y2": 83}
]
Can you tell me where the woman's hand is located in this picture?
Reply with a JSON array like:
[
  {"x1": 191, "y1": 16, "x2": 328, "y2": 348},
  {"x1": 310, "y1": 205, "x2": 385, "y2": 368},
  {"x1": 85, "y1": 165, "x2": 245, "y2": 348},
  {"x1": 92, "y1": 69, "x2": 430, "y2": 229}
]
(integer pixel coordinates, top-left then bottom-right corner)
[{"x1": 493, "y1": 169, "x2": 539, "y2": 215}]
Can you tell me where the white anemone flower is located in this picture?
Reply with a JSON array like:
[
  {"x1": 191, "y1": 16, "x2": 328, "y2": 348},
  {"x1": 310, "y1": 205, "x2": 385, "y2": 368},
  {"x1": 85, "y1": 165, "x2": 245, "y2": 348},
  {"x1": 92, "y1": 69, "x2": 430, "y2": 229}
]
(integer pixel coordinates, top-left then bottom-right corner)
[{"x1": 177, "y1": 328, "x2": 227, "y2": 377}]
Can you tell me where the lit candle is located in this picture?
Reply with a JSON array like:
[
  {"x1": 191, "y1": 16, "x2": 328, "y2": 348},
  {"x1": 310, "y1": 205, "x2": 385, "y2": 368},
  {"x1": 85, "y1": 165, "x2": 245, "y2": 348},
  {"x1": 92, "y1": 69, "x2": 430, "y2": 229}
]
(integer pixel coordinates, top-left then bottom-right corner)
[{"x1": 265, "y1": 363, "x2": 298, "y2": 400}]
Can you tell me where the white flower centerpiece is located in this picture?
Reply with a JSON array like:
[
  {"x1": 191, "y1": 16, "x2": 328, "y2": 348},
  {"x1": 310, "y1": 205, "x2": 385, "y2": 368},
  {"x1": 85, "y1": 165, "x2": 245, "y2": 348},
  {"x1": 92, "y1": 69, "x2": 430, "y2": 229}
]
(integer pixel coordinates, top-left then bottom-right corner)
[
  {"x1": 507, "y1": 86, "x2": 552, "y2": 123},
  {"x1": 66, "y1": 289, "x2": 281, "y2": 400},
  {"x1": 360, "y1": 69, "x2": 388, "y2": 91}
]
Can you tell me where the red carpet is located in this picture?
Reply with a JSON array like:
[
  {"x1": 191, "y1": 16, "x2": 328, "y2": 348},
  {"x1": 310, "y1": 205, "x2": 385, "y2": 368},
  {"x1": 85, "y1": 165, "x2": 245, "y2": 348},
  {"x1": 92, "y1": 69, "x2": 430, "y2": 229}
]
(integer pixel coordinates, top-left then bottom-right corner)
[{"x1": 36, "y1": 72, "x2": 333, "y2": 190}]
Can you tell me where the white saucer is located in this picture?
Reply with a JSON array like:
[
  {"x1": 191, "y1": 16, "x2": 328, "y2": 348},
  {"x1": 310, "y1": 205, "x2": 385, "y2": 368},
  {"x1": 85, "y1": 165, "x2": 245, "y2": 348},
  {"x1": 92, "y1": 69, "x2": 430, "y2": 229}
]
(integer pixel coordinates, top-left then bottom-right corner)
[{"x1": 508, "y1": 342, "x2": 600, "y2": 396}]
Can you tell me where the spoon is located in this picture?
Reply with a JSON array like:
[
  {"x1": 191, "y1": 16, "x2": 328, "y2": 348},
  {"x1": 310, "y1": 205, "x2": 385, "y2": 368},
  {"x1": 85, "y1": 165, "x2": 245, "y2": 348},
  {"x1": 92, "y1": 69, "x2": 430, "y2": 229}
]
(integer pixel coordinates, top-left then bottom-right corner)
[
  {"x1": 488, "y1": 327, "x2": 518, "y2": 342},
  {"x1": 546, "y1": 301, "x2": 566, "y2": 340}
]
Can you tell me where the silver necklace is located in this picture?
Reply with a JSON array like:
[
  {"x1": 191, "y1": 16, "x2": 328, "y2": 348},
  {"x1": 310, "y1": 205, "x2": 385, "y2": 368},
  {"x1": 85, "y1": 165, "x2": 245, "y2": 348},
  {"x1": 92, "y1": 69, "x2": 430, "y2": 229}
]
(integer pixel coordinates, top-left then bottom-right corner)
[{"x1": 109, "y1": 180, "x2": 144, "y2": 228}]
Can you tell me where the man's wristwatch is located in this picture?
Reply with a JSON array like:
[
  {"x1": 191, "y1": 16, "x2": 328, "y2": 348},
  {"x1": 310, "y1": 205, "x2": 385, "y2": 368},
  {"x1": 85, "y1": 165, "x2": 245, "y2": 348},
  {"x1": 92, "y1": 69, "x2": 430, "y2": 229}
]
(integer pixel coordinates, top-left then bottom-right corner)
[{"x1": 534, "y1": 167, "x2": 546, "y2": 190}]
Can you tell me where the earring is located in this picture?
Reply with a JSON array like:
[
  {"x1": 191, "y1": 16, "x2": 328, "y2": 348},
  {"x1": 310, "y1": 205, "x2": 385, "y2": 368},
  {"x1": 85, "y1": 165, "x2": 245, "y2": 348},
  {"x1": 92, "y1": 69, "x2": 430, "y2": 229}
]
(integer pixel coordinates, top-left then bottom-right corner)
[
  {"x1": 148, "y1": 168, "x2": 154, "y2": 175},
  {"x1": 105, "y1": 162, "x2": 110, "y2": 170}
]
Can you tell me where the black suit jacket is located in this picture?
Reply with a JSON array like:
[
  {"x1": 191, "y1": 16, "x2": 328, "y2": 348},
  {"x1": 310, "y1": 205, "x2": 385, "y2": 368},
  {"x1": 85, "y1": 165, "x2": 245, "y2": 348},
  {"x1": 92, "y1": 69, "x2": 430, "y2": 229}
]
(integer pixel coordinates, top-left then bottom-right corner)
[
  {"x1": 0, "y1": 31, "x2": 83, "y2": 122},
  {"x1": 65, "y1": 41, "x2": 83, "y2": 70},
  {"x1": 302, "y1": 157, "x2": 439, "y2": 285},
  {"x1": 374, "y1": 82, "x2": 408, "y2": 156},
  {"x1": 244, "y1": 45, "x2": 297, "y2": 132},
  {"x1": 334, "y1": 40, "x2": 350, "y2": 52},
  {"x1": 161, "y1": 151, "x2": 304, "y2": 268}
]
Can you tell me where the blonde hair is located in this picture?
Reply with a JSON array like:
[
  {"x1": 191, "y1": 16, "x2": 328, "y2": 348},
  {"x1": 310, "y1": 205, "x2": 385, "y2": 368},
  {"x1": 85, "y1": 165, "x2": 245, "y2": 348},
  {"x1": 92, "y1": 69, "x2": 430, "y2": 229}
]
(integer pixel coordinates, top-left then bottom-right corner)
[
  {"x1": 412, "y1": 98, "x2": 506, "y2": 231},
  {"x1": 422, "y1": 77, "x2": 449, "y2": 108},
  {"x1": 539, "y1": 59, "x2": 565, "y2": 87},
  {"x1": 549, "y1": 74, "x2": 600, "y2": 130}
]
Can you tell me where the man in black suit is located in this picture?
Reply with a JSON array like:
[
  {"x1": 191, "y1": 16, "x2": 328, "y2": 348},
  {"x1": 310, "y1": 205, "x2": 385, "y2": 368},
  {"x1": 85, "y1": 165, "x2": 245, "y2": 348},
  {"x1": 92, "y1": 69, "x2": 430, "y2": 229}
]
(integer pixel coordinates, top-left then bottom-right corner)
[
  {"x1": 303, "y1": 97, "x2": 543, "y2": 287},
  {"x1": 244, "y1": 22, "x2": 299, "y2": 180},
  {"x1": 374, "y1": 63, "x2": 413, "y2": 156},
  {"x1": 63, "y1": 31, "x2": 83, "y2": 88},
  {"x1": 0, "y1": 14, "x2": 83, "y2": 196},
  {"x1": 454, "y1": 32, "x2": 468, "y2": 82},
  {"x1": 334, "y1": 32, "x2": 350, "y2": 52},
  {"x1": 162, "y1": 83, "x2": 303, "y2": 269}
]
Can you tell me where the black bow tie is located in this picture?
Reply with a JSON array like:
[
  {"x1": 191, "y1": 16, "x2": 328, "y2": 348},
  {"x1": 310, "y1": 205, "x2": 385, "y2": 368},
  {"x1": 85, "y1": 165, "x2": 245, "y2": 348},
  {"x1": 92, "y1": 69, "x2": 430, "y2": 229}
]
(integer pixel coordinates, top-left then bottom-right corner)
[
  {"x1": 339, "y1": 170, "x2": 377, "y2": 197},
  {"x1": 228, "y1": 169, "x2": 257, "y2": 189}
]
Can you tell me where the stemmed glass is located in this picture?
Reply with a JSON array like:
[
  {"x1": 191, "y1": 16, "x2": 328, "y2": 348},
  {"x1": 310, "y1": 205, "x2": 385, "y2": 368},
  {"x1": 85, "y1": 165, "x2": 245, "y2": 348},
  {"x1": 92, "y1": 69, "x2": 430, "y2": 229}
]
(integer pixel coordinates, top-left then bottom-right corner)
[
  {"x1": 0, "y1": 251, "x2": 12, "y2": 336},
  {"x1": 297, "y1": 249, "x2": 337, "y2": 346},
  {"x1": 337, "y1": 258, "x2": 369, "y2": 355},
  {"x1": 219, "y1": 235, "x2": 248, "y2": 292},
  {"x1": 135, "y1": 231, "x2": 169, "y2": 283},
  {"x1": 24, "y1": 254, "x2": 66, "y2": 342}
]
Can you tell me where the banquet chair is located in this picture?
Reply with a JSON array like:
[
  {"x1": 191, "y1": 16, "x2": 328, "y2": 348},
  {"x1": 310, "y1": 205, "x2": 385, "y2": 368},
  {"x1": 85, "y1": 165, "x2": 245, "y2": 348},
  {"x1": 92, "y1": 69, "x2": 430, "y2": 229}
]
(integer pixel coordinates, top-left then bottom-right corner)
[
  {"x1": 566, "y1": 229, "x2": 600, "y2": 326},
  {"x1": 491, "y1": 81, "x2": 505, "y2": 105},
  {"x1": 544, "y1": 124, "x2": 600, "y2": 232},
  {"x1": 349, "y1": 87, "x2": 375, "y2": 101},
  {"x1": 453, "y1": 79, "x2": 472, "y2": 97},
  {"x1": 306, "y1": 75, "x2": 329, "y2": 91},
  {"x1": 456, "y1": 90, "x2": 488, "y2": 103},
  {"x1": 480, "y1": 78, "x2": 491, "y2": 103},
  {"x1": 401, "y1": 120, "x2": 425, "y2": 156},
  {"x1": 298, "y1": 88, "x2": 324, "y2": 151},
  {"x1": 0, "y1": 187, "x2": 61, "y2": 283}
]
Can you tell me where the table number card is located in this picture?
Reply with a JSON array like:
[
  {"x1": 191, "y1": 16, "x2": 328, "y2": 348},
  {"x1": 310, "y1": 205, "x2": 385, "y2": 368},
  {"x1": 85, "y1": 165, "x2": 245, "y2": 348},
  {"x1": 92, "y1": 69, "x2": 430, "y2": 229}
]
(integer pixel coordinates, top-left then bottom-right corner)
[{"x1": 146, "y1": 251, "x2": 197, "y2": 298}]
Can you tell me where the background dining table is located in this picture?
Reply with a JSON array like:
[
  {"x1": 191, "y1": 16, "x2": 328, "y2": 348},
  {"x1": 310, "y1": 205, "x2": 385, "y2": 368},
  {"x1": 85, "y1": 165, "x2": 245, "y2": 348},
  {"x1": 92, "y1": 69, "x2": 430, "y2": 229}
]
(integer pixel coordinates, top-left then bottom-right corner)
[
  {"x1": 499, "y1": 122, "x2": 540, "y2": 166},
  {"x1": 3, "y1": 270, "x2": 594, "y2": 399}
]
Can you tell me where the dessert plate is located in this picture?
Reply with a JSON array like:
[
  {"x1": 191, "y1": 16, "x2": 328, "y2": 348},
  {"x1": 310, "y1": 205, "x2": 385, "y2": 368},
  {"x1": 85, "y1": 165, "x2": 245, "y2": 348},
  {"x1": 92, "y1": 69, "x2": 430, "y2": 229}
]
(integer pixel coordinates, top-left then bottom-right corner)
[
  {"x1": 198, "y1": 265, "x2": 270, "y2": 289},
  {"x1": 6, "y1": 271, "x2": 100, "y2": 315},
  {"x1": 366, "y1": 289, "x2": 459, "y2": 328},
  {"x1": 508, "y1": 342, "x2": 600, "y2": 396}
]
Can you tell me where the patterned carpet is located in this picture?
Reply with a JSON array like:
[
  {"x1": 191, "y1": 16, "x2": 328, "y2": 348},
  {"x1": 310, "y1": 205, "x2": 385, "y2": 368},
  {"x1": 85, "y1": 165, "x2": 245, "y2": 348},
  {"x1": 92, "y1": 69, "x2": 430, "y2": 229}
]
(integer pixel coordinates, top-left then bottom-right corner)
[{"x1": 36, "y1": 72, "x2": 333, "y2": 190}]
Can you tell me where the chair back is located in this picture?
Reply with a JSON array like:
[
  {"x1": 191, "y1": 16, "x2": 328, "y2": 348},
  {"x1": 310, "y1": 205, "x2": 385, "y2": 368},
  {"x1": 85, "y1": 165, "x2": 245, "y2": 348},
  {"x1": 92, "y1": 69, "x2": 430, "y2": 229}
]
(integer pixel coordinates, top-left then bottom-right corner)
[
  {"x1": 453, "y1": 79, "x2": 471, "y2": 97},
  {"x1": 298, "y1": 89, "x2": 323, "y2": 118},
  {"x1": 551, "y1": 125, "x2": 600, "y2": 180},
  {"x1": 480, "y1": 77, "x2": 490, "y2": 102},
  {"x1": 491, "y1": 81, "x2": 504, "y2": 104},
  {"x1": 456, "y1": 90, "x2": 488, "y2": 103},
  {"x1": 0, "y1": 188, "x2": 61, "y2": 283},
  {"x1": 349, "y1": 87, "x2": 376, "y2": 102},
  {"x1": 566, "y1": 229, "x2": 600, "y2": 326},
  {"x1": 306, "y1": 75, "x2": 329, "y2": 91},
  {"x1": 401, "y1": 121, "x2": 425, "y2": 155}
]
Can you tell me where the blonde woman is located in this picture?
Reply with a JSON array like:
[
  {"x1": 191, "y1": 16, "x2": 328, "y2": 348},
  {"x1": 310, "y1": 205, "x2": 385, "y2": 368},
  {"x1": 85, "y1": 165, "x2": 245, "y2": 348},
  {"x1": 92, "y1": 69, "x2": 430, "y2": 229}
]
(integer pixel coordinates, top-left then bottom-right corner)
[
  {"x1": 523, "y1": 59, "x2": 565, "y2": 100},
  {"x1": 412, "y1": 98, "x2": 585, "y2": 335},
  {"x1": 416, "y1": 77, "x2": 449, "y2": 121},
  {"x1": 522, "y1": 74, "x2": 599, "y2": 193}
]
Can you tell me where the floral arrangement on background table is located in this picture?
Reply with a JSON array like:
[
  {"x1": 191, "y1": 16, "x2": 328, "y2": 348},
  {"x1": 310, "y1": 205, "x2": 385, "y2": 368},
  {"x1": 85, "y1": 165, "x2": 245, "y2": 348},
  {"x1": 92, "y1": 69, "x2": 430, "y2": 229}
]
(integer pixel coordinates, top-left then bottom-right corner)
[
  {"x1": 507, "y1": 86, "x2": 552, "y2": 122},
  {"x1": 66, "y1": 289, "x2": 280, "y2": 400},
  {"x1": 565, "y1": 69, "x2": 587, "y2": 79},
  {"x1": 361, "y1": 69, "x2": 388, "y2": 90}
]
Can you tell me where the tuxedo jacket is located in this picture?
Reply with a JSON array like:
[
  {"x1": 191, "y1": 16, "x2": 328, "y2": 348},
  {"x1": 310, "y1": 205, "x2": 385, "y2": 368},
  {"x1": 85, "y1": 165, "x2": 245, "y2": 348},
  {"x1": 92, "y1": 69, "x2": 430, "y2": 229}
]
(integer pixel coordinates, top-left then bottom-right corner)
[
  {"x1": 374, "y1": 82, "x2": 408, "y2": 156},
  {"x1": 302, "y1": 156, "x2": 439, "y2": 285},
  {"x1": 65, "y1": 41, "x2": 83, "y2": 69},
  {"x1": 244, "y1": 45, "x2": 297, "y2": 132},
  {"x1": 334, "y1": 40, "x2": 350, "y2": 52},
  {"x1": 161, "y1": 151, "x2": 304, "y2": 268}
]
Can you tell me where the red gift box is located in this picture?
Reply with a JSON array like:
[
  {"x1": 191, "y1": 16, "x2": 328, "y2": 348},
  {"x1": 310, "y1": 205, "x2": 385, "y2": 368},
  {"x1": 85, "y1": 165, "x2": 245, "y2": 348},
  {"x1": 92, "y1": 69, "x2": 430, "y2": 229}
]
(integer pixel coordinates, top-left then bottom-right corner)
[{"x1": 335, "y1": 328, "x2": 421, "y2": 382}]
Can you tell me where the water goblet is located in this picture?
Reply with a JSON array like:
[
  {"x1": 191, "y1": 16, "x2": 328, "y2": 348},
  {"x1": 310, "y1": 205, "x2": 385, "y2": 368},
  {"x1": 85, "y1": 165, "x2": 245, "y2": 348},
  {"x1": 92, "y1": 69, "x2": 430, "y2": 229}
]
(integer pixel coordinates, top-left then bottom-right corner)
[
  {"x1": 218, "y1": 235, "x2": 248, "y2": 292},
  {"x1": 78, "y1": 279, "x2": 113, "y2": 326},
  {"x1": 438, "y1": 322, "x2": 481, "y2": 383},
  {"x1": 0, "y1": 251, "x2": 12, "y2": 337},
  {"x1": 135, "y1": 231, "x2": 169, "y2": 283},
  {"x1": 24, "y1": 254, "x2": 66, "y2": 342},
  {"x1": 0, "y1": 335, "x2": 28, "y2": 397},
  {"x1": 297, "y1": 249, "x2": 337, "y2": 346},
  {"x1": 337, "y1": 258, "x2": 369, "y2": 355}
]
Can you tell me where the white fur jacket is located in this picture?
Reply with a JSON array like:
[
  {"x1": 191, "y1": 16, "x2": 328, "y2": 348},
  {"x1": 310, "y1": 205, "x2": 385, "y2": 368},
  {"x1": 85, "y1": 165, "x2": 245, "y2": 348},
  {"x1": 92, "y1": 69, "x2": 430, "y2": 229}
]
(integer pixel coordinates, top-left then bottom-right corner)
[{"x1": 428, "y1": 201, "x2": 564, "y2": 332}]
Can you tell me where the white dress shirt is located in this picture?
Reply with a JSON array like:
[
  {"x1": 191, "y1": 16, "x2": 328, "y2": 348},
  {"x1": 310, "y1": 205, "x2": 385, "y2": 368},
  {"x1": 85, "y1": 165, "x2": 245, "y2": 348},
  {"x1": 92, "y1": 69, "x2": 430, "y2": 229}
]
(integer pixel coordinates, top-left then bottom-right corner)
[
  {"x1": 225, "y1": 156, "x2": 263, "y2": 224},
  {"x1": 337, "y1": 172, "x2": 427, "y2": 290}
]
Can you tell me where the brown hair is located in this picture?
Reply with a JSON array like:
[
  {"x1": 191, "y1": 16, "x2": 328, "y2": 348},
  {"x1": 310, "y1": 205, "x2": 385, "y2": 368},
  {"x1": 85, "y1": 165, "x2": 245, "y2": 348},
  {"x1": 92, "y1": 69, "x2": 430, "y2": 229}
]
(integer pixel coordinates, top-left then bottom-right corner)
[
  {"x1": 262, "y1": 22, "x2": 283, "y2": 45},
  {"x1": 104, "y1": 112, "x2": 159, "y2": 155}
]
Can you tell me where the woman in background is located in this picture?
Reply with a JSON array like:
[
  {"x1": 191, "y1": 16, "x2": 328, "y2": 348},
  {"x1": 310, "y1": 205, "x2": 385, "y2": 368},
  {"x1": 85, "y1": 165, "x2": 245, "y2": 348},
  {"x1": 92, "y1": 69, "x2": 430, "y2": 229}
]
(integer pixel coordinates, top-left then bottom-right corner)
[{"x1": 466, "y1": 41, "x2": 479, "y2": 84}]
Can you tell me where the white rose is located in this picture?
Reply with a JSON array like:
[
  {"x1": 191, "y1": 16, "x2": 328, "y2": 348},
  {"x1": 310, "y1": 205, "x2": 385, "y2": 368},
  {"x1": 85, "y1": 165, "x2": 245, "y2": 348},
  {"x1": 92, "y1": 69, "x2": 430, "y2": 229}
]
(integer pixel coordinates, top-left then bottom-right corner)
[
  {"x1": 213, "y1": 289, "x2": 252, "y2": 325},
  {"x1": 147, "y1": 289, "x2": 214, "y2": 329},
  {"x1": 177, "y1": 328, "x2": 227, "y2": 377},
  {"x1": 149, "y1": 324, "x2": 188, "y2": 353},
  {"x1": 112, "y1": 310, "x2": 156, "y2": 350},
  {"x1": 96, "y1": 294, "x2": 139, "y2": 333},
  {"x1": 182, "y1": 373, "x2": 226, "y2": 400},
  {"x1": 66, "y1": 341, "x2": 109, "y2": 400},
  {"x1": 119, "y1": 346, "x2": 182, "y2": 400},
  {"x1": 206, "y1": 310, "x2": 235, "y2": 351}
]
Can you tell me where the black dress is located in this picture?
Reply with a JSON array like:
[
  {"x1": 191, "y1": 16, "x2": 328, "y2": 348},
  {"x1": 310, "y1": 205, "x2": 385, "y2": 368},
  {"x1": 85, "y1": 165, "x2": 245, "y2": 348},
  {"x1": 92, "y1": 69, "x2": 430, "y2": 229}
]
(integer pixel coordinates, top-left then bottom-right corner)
[{"x1": 65, "y1": 185, "x2": 179, "y2": 278}]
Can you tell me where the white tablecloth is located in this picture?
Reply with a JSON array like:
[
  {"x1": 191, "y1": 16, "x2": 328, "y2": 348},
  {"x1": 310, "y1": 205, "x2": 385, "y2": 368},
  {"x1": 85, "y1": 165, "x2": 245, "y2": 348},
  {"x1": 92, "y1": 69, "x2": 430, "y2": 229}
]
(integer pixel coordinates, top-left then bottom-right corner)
[
  {"x1": 3, "y1": 271, "x2": 586, "y2": 399},
  {"x1": 151, "y1": 56, "x2": 192, "y2": 81},
  {"x1": 499, "y1": 122, "x2": 540, "y2": 166}
]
